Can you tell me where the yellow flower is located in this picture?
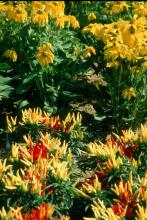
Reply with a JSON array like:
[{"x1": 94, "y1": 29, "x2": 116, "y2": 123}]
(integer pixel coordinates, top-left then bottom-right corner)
[
  {"x1": 62, "y1": 112, "x2": 82, "y2": 133},
  {"x1": 72, "y1": 48, "x2": 78, "y2": 56},
  {"x1": 32, "y1": 6, "x2": 48, "y2": 26},
  {"x1": 3, "y1": 50, "x2": 17, "y2": 62},
  {"x1": 0, "y1": 207, "x2": 23, "y2": 220},
  {"x1": 87, "y1": 140, "x2": 119, "y2": 159},
  {"x1": 8, "y1": 207, "x2": 23, "y2": 220},
  {"x1": 0, "y1": 159, "x2": 12, "y2": 178},
  {"x1": 11, "y1": 143, "x2": 19, "y2": 161},
  {"x1": 61, "y1": 216, "x2": 70, "y2": 220},
  {"x1": 14, "y1": 4, "x2": 27, "y2": 23},
  {"x1": 82, "y1": 175, "x2": 101, "y2": 194},
  {"x1": 3, "y1": 3, "x2": 14, "y2": 20},
  {"x1": 45, "y1": 1, "x2": 65, "y2": 18},
  {"x1": 6, "y1": 115, "x2": 17, "y2": 133},
  {"x1": 103, "y1": 2, "x2": 129, "y2": 15},
  {"x1": 133, "y1": 2, "x2": 147, "y2": 17},
  {"x1": 104, "y1": 42, "x2": 136, "y2": 62},
  {"x1": 0, "y1": 207, "x2": 7, "y2": 219},
  {"x1": 88, "y1": 12, "x2": 96, "y2": 21},
  {"x1": 140, "y1": 124, "x2": 147, "y2": 143},
  {"x1": 56, "y1": 15, "x2": 80, "y2": 29},
  {"x1": 142, "y1": 60, "x2": 147, "y2": 70},
  {"x1": 121, "y1": 24, "x2": 142, "y2": 49},
  {"x1": 2, "y1": 169, "x2": 23, "y2": 190},
  {"x1": 130, "y1": 66, "x2": 141, "y2": 74},
  {"x1": 132, "y1": 158, "x2": 138, "y2": 170},
  {"x1": 56, "y1": 16, "x2": 67, "y2": 28},
  {"x1": 37, "y1": 43, "x2": 54, "y2": 66},
  {"x1": 31, "y1": 1, "x2": 44, "y2": 11},
  {"x1": 106, "y1": 61, "x2": 120, "y2": 69},
  {"x1": 83, "y1": 46, "x2": 96, "y2": 58},
  {"x1": 84, "y1": 200, "x2": 120, "y2": 220},
  {"x1": 68, "y1": 15, "x2": 80, "y2": 29},
  {"x1": 82, "y1": 23, "x2": 103, "y2": 39},
  {"x1": 120, "y1": 128, "x2": 138, "y2": 142},
  {"x1": 122, "y1": 87, "x2": 136, "y2": 100},
  {"x1": 0, "y1": 1, "x2": 5, "y2": 10},
  {"x1": 49, "y1": 158, "x2": 70, "y2": 180},
  {"x1": 106, "y1": 157, "x2": 122, "y2": 171},
  {"x1": 115, "y1": 124, "x2": 147, "y2": 144},
  {"x1": 135, "y1": 203, "x2": 147, "y2": 220},
  {"x1": 21, "y1": 108, "x2": 42, "y2": 125}
]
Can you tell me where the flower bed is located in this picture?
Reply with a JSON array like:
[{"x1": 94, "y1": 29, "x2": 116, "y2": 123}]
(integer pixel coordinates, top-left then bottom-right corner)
[{"x1": 0, "y1": 108, "x2": 146, "y2": 219}]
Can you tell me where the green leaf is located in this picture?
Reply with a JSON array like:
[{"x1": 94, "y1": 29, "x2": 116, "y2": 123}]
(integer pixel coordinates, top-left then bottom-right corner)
[
  {"x1": 0, "y1": 76, "x2": 14, "y2": 98},
  {"x1": 94, "y1": 115, "x2": 106, "y2": 121},
  {"x1": 18, "y1": 100, "x2": 29, "y2": 109},
  {"x1": 122, "y1": 117, "x2": 135, "y2": 121},
  {"x1": 22, "y1": 73, "x2": 37, "y2": 84},
  {"x1": 0, "y1": 63, "x2": 13, "y2": 73},
  {"x1": 62, "y1": 91, "x2": 79, "y2": 98},
  {"x1": 0, "y1": 76, "x2": 13, "y2": 85}
]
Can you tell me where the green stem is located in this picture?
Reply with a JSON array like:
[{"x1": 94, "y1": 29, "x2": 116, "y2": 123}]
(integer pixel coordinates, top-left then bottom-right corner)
[
  {"x1": 35, "y1": 71, "x2": 45, "y2": 103},
  {"x1": 116, "y1": 63, "x2": 123, "y2": 129}
]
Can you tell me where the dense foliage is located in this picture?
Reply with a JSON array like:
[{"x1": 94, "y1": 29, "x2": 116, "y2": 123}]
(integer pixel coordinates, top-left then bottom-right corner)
[{"x1": 0, "y1": 108, "x2": 147, "y2": 219}]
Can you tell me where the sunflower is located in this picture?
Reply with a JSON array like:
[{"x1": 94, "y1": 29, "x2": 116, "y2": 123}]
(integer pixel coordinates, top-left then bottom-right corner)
[
  {"x1": 37, "y1": 43, "x2": 54, "y2": 66},
  {"x1": 2, "y1": 3, "x2": 14, "y2": 20},
  {"x1": 14, "y1": 4, "x2": 27, "y2": 23},
  {"x1": 122, "y1": 87, "x2": 136, "y2": 101},
  {"x1": 0, "y1": 1, "x2": 5, "y2": 10},
  {"x1": 103, "y1": 1, "x2": 129, "y2": 15},
  {"x1": 3, "y1": 50, "x2": 17, "y2": 62},
  {"x1": 32, "y1": 5, "x2": 48, "y2": 26},
  {"x1": 44, "y1": 1, "x2": 65, "y2": 18},
  {"x1": 82, "y1": 23, "x2": 103, "y2": 39}
]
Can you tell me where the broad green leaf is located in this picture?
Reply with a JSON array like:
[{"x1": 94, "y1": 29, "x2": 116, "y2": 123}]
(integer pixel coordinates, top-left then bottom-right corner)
[{"x1": 0, "y1": 63, "x2": 13, "y2": 73}]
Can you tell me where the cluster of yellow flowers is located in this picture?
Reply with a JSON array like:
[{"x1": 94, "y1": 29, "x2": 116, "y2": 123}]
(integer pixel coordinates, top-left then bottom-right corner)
[
  {"x1": 0, "y1": 204, "x2": 70, "y2": 220},
  {"x1": 84, "y1": 197, "x2": 147, "y2": 220},
  {"x1": 132, "y1": 2, "x2": 147, "y2": 17},
  {"x1": 86, "y1": 139, "x2": 122, "y2": 176},
  {"x1": 0, "y1": 134, "x2": 72, "y2": 193},
  {"x1": 7, "y1": 108, "x2": 84, "y2": 139},
  {"x1": 0, "y1": 1, "x2": 80, "y2": 30},
  {"x1": 102, "y1": 1, "x2": 129, "y2": 15},
  {"x1": 115, "y1": 123, "x2": 147, "y2": 143},
  {"x1": 82, "y1": 14, "x2": 147, "y2": 69},
  {"x1": 0, "y1": 1, "x2": 65, "y2": 25},
  {"x1": 81, "y1": 170, "x2": 147, "y2": 220},
  {"x1": 0, "y1": 128, "x2": 72, "y2": 219},
  {"x1": 83, "y1": 199, "x2": 121, "y2": 220}
]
